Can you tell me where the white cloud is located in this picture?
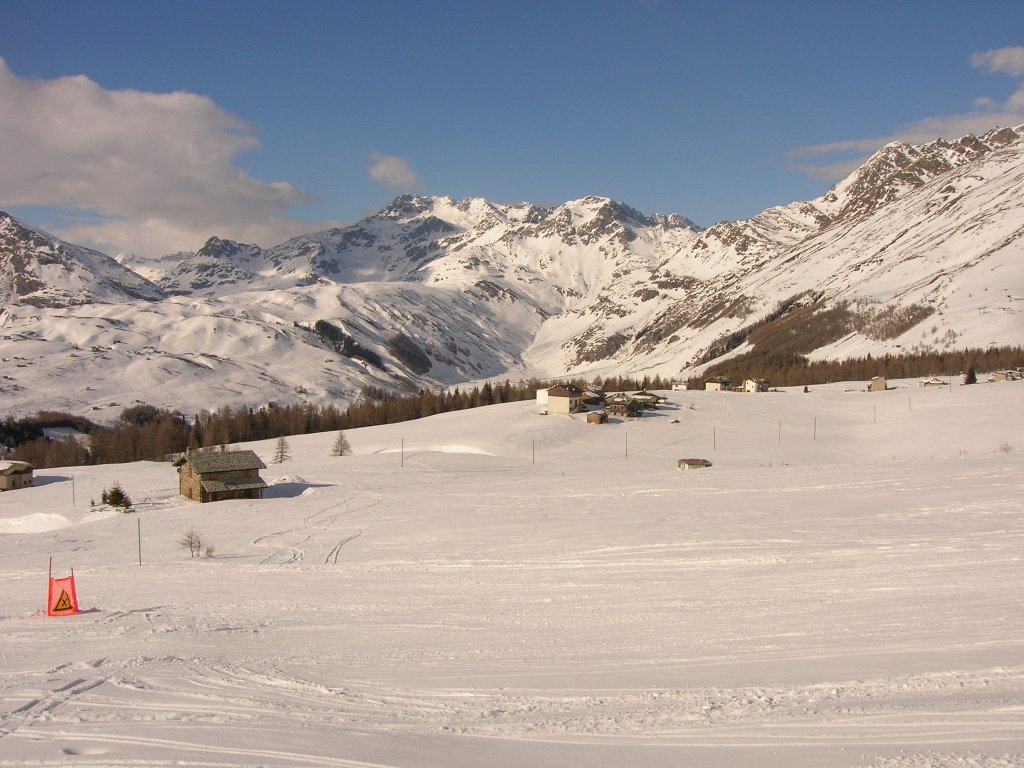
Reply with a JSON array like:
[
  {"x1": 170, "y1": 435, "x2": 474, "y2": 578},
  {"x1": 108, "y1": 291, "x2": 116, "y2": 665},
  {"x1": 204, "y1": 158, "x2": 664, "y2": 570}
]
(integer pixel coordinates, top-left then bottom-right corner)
[
  {"x1": 787, "y1": 46, "x2": 1024, "y2": 184},
  {"x1": 0, "y1": 57, "x2": 340, "y2": 256},
  {"x1": 970, "y1": 46, "x2": 1024, "y2": 77},
  {"x1": 368, "y1": 152, "x2": 420, "y2": 190}
]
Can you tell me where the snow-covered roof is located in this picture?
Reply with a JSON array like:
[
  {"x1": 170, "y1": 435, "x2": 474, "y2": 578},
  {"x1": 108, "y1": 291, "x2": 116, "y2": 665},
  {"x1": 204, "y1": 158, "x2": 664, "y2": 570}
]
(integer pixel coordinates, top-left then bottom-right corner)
[{"x1": 0, "y1": 460, "x2": 33, "y2": 474}]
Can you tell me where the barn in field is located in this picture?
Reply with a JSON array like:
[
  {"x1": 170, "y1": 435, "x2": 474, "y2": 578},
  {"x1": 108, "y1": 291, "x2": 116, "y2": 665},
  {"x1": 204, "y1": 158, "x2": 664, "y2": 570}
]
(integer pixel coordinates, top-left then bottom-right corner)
[{"x1": 174, "y1": 450, "x2": 267, "y2": 503}]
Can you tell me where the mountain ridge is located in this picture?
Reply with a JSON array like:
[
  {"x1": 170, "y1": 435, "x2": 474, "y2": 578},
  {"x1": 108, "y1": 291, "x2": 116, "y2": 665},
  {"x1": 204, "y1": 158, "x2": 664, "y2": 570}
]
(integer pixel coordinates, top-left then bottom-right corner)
[{"x1": 1, "y1": 125, "x2": 1022, "y2": 420}]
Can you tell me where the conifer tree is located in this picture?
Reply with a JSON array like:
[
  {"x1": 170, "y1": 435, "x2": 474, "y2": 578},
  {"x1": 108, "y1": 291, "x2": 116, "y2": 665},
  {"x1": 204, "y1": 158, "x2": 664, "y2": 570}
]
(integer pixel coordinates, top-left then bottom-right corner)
[
  {"x1": 330, "y1": 430, "x2": 352, "y2": 457},
  {"x1": 101, "y1": 482, "x2": 133, "y2": 511},
  {"x1": 272, "y1": 436, "x2": 291, "y2": 464}
]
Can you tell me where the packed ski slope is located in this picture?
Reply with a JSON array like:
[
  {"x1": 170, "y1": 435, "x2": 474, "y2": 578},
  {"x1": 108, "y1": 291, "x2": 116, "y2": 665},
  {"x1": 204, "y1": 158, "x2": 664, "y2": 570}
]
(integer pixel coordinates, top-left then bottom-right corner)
[{"x1": 1, "y1": 380, "x2": 1022, "y2": 767}]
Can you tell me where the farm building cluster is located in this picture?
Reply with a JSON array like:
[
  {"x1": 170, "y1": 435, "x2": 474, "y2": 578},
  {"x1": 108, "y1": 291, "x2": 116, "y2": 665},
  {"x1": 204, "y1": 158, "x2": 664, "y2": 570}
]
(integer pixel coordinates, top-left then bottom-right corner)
[{"x1": 536, "y1": 384, "x2": 668, "y2": 421}]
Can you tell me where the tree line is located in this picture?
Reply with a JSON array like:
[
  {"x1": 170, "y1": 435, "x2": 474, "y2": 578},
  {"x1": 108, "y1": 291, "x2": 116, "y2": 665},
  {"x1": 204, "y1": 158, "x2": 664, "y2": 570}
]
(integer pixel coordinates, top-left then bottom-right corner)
[
  {"x1": 4, "y1": 375, "x2": 661, "y2": 469},
  {"x1": 24, "y1": 343, "x2": 1017, "y2": 470},
  {"x1": 686, "y1": 346, "x2": 1024, "y2": 390}
]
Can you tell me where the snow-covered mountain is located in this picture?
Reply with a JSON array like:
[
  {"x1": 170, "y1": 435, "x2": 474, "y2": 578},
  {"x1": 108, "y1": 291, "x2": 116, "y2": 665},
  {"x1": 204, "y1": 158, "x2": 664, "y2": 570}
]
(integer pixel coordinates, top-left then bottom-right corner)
[
  {"x1": 2, "y1": 125, "x2": 1022, "y2": 419},
  {"x1": 0, "y1": 212, "x2": 164, "y2": 307}
]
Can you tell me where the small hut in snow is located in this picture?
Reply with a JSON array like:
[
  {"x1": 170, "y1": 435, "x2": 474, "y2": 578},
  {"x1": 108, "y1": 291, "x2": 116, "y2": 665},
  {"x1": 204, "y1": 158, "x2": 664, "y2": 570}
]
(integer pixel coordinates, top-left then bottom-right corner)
[
  {"x1": 0, "y1": 461, "x2": 34, "y2": 491},
  {"x1": 677, "y1": 458, "x2": 712, "y2": 470},
  {"x1": 174, "y1": 450, "x2": 267, "y2": 503}
]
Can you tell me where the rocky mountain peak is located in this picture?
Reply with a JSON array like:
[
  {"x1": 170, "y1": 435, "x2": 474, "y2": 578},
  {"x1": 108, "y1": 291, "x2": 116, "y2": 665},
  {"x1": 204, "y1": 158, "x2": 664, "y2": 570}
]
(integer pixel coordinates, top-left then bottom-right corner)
[
  {"x1": 378, "y1": 194, "x2": 445, "y2": 220},
  {"x1": 825, "y1": 125, "x2": 1024, "y2": 224},
  {"x1": 195, "y1": 236, "x2": 263, "y2": 262}
]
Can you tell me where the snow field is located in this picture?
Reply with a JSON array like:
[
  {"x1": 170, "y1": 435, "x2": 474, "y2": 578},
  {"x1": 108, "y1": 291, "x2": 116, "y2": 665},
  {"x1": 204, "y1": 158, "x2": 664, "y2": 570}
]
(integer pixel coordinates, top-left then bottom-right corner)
[{"x1": 0, "y1": 380, "x2": 1022, "y2": 767}]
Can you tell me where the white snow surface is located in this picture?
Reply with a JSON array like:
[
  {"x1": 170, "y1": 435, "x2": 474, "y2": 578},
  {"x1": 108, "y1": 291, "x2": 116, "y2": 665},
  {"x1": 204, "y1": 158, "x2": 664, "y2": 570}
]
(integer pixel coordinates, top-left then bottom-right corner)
[{"x1": 1, "y1": 380, "x2": 1023, "y2": 767}]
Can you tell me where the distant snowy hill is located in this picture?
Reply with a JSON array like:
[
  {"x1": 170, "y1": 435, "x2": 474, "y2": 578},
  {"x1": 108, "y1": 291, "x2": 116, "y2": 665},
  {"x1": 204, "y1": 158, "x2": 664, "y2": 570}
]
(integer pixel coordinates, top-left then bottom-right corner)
[{"x1": 2, "y1": 125, "x2": 1022, "y2": 419}]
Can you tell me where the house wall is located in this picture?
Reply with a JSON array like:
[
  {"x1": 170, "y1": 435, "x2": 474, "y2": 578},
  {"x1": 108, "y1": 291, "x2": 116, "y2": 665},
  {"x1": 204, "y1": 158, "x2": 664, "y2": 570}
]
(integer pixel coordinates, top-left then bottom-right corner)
[
  {"x1": 607, "y1": 403, "x2": 642, "y2": 419},
  {"x1": 178, "y1": 464, "x2": 203, "y2": 501},
  {"x1": 548, "y1": 395, "x2": 580, "y2": 414},
  {"x1": 0, "y1": 470, "x2": 34, "y2": 491},
  {"x1": 180, "y1": 465, "x2": 263, "y2": 503}
]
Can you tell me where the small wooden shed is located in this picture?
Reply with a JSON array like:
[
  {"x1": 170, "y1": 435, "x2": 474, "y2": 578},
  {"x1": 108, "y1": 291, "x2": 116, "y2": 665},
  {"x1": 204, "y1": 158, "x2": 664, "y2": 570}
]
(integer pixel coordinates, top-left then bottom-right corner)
[{"x1": 677, "y1": 458, "x2": 712, "y2": 470}]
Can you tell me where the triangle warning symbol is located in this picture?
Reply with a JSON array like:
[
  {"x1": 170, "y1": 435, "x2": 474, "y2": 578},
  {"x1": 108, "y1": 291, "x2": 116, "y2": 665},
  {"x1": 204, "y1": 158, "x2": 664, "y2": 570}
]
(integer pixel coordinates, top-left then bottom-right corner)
[{"x1": 53, "y1": 590, "x2": 73, "y2": 612}]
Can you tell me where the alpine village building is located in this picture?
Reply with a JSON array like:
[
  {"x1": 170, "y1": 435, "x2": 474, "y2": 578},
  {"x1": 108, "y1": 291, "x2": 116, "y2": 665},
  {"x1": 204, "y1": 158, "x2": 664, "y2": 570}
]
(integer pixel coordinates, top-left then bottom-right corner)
[
  {"x1": 0, "y1": 460, "x2": 34, "y2": 491},
  {"x1": 174, "y1": 449, "x2": 268, "y2": 503}
]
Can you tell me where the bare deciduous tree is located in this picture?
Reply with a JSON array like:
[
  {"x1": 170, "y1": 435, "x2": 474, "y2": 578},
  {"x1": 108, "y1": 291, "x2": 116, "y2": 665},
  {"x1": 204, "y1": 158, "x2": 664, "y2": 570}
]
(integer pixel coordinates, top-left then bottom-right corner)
[{"x1": 179, "y1": 527, "x2": 203, "y2": 558}]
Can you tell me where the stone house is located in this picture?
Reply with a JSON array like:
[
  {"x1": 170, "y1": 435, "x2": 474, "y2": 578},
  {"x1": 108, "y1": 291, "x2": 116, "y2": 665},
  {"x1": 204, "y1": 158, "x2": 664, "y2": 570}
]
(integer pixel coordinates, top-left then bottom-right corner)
[
  {"x1": 0, "y1": 460, "x2": 34, "y2": 491},
  {"x1": 586, "y1": 411, "x2": 608, "y2": 425},
  {"x1": 631, "y1": 391, "x2": 667, "y2": 408},
  {"x1": 743, "y1": 378, "x2": 769, "y2": 393},
  {"x1": 174, "y1": 449, "x2": 268, "y2": 503},
  {"x1": 868, "y1": 376, "x2": 887, "y2": 392},
  {"x1": 605, "y1": 398, "x2": 644, "y2": 419}
]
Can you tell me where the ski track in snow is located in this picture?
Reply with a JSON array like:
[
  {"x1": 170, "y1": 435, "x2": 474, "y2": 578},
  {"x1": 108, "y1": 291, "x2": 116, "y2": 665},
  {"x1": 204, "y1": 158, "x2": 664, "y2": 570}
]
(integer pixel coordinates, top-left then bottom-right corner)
[{"x1": 1, "y1": 383, "x2": 1022, "y2": 766}]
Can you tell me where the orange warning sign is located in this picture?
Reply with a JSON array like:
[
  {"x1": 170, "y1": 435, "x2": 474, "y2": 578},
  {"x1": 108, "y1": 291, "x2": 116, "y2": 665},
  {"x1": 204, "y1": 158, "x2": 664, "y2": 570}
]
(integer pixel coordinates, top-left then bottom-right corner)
[{"x1": 47, "y1": 574, "x2": 79, "y2": 616}]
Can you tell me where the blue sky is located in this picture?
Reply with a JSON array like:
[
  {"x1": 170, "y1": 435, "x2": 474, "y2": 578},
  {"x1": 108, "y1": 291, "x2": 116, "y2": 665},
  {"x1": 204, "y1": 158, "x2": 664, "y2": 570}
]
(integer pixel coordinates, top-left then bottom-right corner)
[{"x1": 2, "y1": 0, "x2": 1023, "y2": 256}]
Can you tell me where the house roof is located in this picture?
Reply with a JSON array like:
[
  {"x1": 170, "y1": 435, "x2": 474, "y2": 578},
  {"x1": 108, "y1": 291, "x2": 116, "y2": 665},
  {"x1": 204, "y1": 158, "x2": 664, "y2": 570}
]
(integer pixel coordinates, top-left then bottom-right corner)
[
  {"x1": 631, "y1": 391, "x2": 667, "y2": 402},
  {"x1": 0, "y1": 460, "x2": 33, "y2": 475},
  {"x1": 677, "y1": 458, "x2": 712, "y2": 468},
  {"x1": 606, "y1": 399, "x2": 643, "y2": 411},
  {"x1": 547, "y1": 384, "x2": 582, "y2": 397},
  {"x1": 201, "y1": 477, "x2": 269, "y2": 494},
  {"x1": 174, "y1": 449, "x2": 266, "y2": 474}
]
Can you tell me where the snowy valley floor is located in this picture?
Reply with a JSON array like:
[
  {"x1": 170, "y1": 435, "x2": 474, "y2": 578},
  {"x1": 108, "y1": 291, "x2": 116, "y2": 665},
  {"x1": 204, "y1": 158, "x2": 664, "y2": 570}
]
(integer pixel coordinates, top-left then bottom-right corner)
[{"x1": 1, "y1": 381, "x2": 1022, "y2": 767}]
